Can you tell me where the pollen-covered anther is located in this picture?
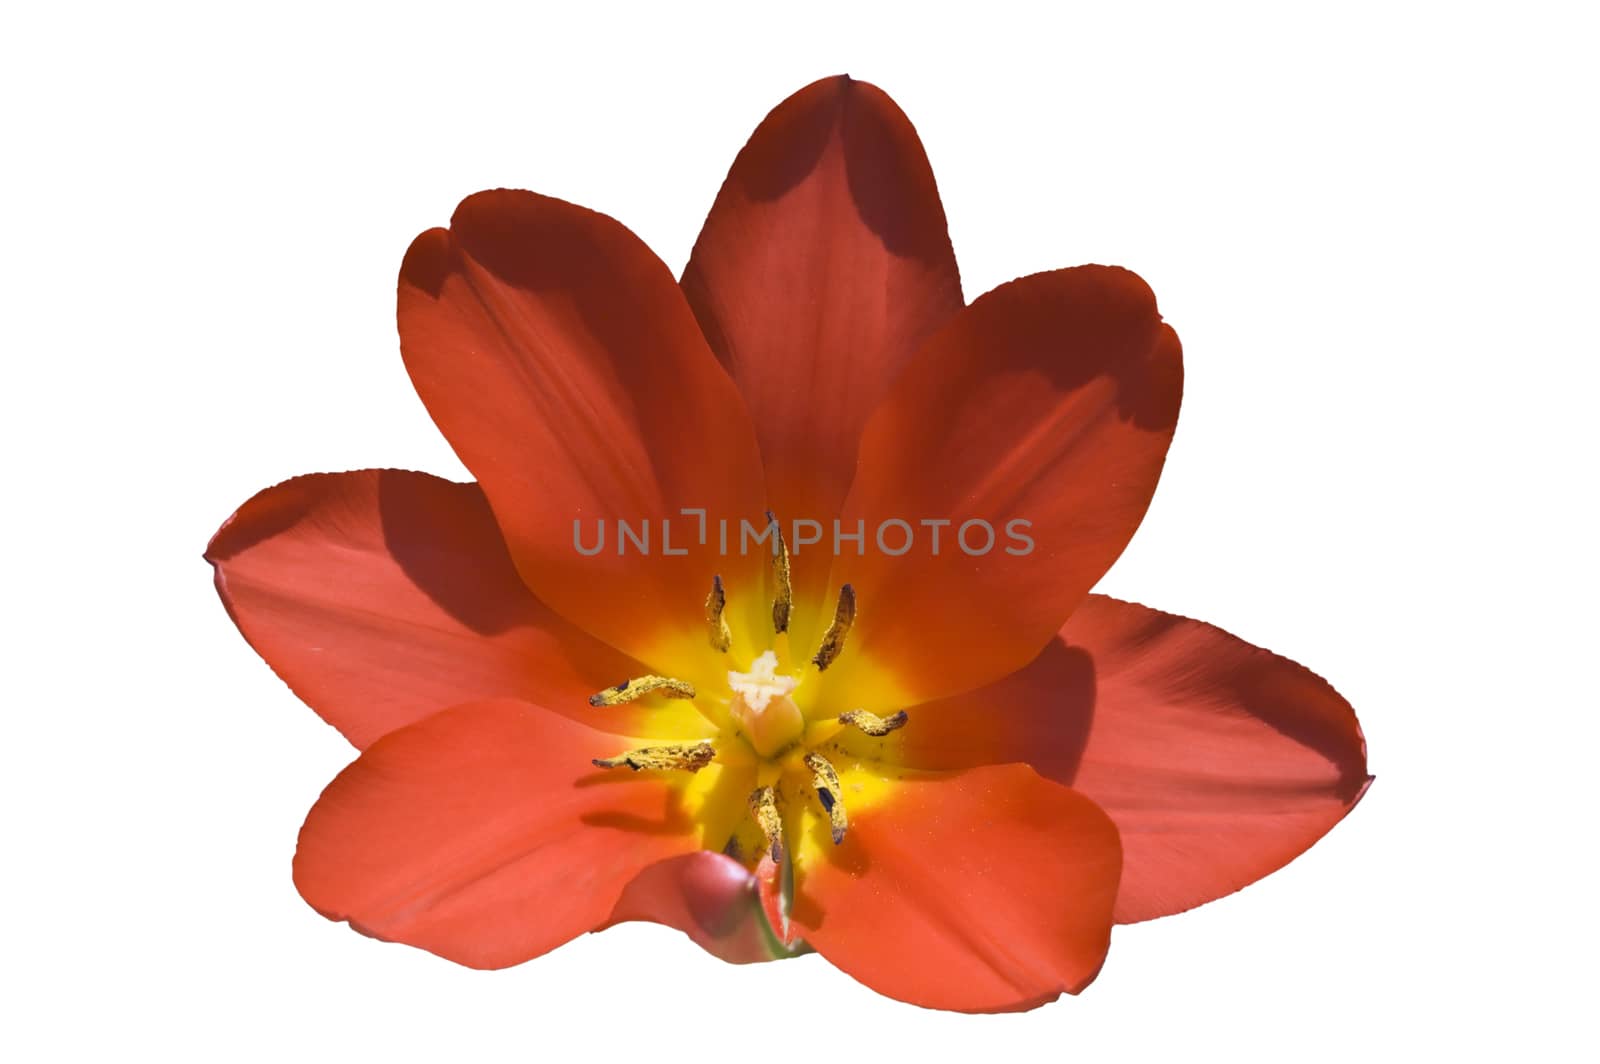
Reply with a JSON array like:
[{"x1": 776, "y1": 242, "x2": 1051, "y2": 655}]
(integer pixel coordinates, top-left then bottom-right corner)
[
  {"x1": 591, "y1": 741, "x2": 716, "y2": 773},
  {"x1": 839, "y1": 708, "x2": 908, "y2": 736},
  {"x1": 767, "y1": 510, "x2": 792, "y2": 635},
  {"x1": 804, "y1": 752, "x2": 848, "y2": 845},
  {"x1": 705, "y1": 574, "x2": 732, "y2": 653},
  {"x1": 811, "y1": 583, "x2": 856, "y2": 671},
  {"x1": 749, "y1": 784, "x2": 784, "y2": 863},
  {"x1": 587, "y1": 674, "x2": 696, "y2": 707}
]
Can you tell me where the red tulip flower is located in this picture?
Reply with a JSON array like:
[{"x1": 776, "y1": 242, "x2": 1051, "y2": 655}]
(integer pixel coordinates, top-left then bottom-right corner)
[{"x1": 206, "y1": 75, "x2": 1369, "y2": 1013}]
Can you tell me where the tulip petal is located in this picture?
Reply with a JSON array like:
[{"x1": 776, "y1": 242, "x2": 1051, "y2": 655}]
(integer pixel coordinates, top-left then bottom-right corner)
[
  {"x1": 789, "y1": 764, "x2": 1121, "y2": 1013},
  {"x1": 205, "y1": 470, "x2": 703, "y2": 748},
  {"x1": 398, "y1": 190, "x2": 769, "y2": 672},
  {"x1": 815, "y1": 267, "x2": 1181, "y2": 709},
  {"x1": 294, "y1": 699, "x2": 705, "y2": 969},
  {"x1": 889, "y1": 595, "x2": 1371, "y2": 923},
  {"x1": 605, "y1": 850, "x2": 797, "y2": 965},
  {"x1": 682, "y1": 75, "x2": 962, "y2": 619}
]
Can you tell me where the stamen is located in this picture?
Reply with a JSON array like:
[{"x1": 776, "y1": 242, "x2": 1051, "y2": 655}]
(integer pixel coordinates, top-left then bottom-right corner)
[
  {"x1": 587, "y1": 675, "x2": 696, "y2": 707},
  {"x1": 811, "y1": 583, "x2": 856, "y2": 671},
  {"x1": 803, "y1": 752, "x2": 848, "y2": 845},
  {"x1": 591, "y1": 741, "x2": 716, "y2": 772},
  {"x1": 749, "y1": 784, "x2": 784, "y2": 863},
  {"x1": 767, "y1": 511, "x2": 792, "y2": 635},
  {"x1": 705, "y1": 574, "x2": 732, "y2": 653},
  {"x1": 839, "y1": 708, "x2": 908, "y2": 736}
]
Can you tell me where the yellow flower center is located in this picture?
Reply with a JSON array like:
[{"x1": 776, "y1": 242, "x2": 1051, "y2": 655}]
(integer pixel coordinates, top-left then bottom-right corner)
[{"x1": 587, "y1": 515, "x2": 908, "y2": 869}]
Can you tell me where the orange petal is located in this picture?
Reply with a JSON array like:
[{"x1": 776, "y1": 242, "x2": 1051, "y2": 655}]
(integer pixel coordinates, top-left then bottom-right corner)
[
  {"x1": 205, "y1": 470, "x2": 702, "y2": 748},
  {"x1": 605, "y1": 851, "x2": 794, "y2": 965},
  {"x1": 294, "y1": 700, "x2": 702, "y2": 969},
  {"x1": 682, "y1": 74, "x2": 962, "y2": 619},
  {"x1": 891, "y1": 595, "x2": 1371, "y2": 923},
  {"x1": 817, "y1": 267, "x2": 1181, "y2": 708},
  {"x1": 398, "y1": 190, "x2": 768, "y2": 669},
  {"x1": 790, "y1": 765, "x2": 1121, "y2": 1012}
]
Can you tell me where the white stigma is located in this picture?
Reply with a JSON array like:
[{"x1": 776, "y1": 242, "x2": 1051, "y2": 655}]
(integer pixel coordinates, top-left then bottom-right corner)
[{"x1": 727, "y1": 650, "x2": 799, "y2": 715}]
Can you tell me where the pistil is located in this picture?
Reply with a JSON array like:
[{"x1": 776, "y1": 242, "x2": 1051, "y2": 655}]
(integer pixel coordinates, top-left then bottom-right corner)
[{"x1": 729, "y1": 650, "x2": 804, "y2": 756}]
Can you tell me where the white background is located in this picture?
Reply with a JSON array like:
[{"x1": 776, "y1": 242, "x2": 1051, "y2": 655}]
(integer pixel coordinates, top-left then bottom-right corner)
[{"x1": 5, "y1": 1, "x2": 1595, "y2": 1060}]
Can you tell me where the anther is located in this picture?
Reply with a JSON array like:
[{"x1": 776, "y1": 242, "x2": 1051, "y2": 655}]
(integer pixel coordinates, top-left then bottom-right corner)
[
  {"x1": 767, "y1": 511, "x2": 792, "y2": 635},
  {"x1": 839, "y1": 708, "x2": 908, "y2": 736},
  {"x1": 587, "y1": 675, "x2": 696, "y2": 707},
  {"x1": 705, "y1": 574, "x2": 732, "y2": 653},
  {"x1": 811, "y1": 583, "x2": 856, "y2": 671},
  {"x1": 804, "y1": 752, "x2": 848, "y2": 845},
  {"x1": 591, "y1": 741, "x2": 716, "y2": 772},
  {"x1": 749, "y1": 784, "x2": 784, "y2": 863}
]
